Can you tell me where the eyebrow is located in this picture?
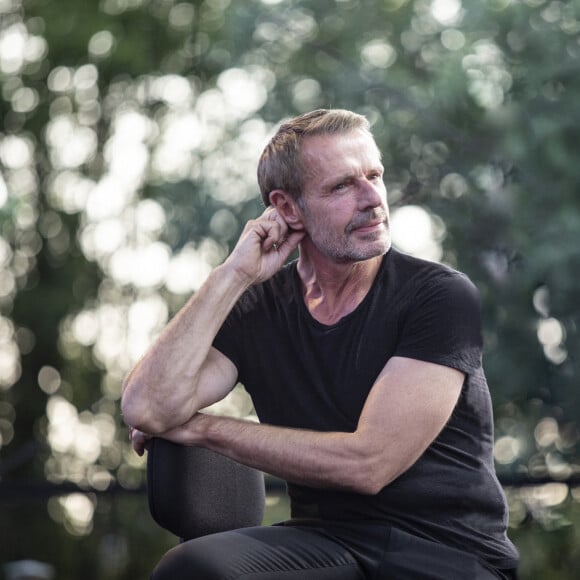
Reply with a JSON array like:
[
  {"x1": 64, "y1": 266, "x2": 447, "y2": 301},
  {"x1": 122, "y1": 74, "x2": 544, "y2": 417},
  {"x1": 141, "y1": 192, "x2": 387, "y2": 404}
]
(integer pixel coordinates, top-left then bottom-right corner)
[{"x1": 325, "y1": 165, "x2": 384, "y2": 187}]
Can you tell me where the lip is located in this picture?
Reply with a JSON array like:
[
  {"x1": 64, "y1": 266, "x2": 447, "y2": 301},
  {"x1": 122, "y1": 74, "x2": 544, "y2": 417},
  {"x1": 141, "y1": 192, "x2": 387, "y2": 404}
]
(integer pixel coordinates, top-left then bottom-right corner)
[{"x1": 352, "y1": 220, "x2": 385, "y2": 233}]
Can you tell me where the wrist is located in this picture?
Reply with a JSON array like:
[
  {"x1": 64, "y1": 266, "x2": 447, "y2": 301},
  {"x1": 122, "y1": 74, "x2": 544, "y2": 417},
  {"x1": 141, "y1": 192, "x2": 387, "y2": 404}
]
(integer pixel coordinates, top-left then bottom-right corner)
[
  {"x1": 164, "y1": 412, "x2": 213, "y2": 446},
  {"x1": 216, "y1": 259, "x2": 255, "y2": 290},
  {"x1": 189, "y1": 413, "x2": 224, "y2": 450}
]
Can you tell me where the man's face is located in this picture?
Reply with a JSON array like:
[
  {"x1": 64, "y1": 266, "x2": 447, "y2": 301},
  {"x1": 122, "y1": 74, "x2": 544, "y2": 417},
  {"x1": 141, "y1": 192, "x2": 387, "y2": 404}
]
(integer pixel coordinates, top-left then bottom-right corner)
[{"x1": 296, "y1": 130, "x2": 391, "y2": 263}]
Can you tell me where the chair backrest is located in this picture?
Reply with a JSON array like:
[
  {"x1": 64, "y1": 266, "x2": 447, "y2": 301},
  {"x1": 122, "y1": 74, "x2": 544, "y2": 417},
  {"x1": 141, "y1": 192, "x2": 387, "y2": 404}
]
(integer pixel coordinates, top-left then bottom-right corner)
[{"x1": 147, "y1": 438, "x2": 266, "y2": 541}]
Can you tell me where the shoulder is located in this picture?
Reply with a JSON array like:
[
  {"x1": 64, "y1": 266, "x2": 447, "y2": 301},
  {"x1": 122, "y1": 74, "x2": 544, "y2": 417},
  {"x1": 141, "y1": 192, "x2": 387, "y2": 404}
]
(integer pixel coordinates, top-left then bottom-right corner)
[
  {"x1": 386, "y1": 248, "x2": 479, "y2": 303},
  {"x1": 382, "y1": 249, "x2": 481, "y2": 315},
  {"x1": 234, "y1": 260, "x2": 298, "y2": 316},
  {"x1": 387, "y1": 251, "x2": 484, "y2": 367}
]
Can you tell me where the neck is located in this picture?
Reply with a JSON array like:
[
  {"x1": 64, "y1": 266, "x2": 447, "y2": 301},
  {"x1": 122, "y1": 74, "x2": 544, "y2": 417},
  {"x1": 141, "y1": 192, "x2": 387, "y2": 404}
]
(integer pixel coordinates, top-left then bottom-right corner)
[{"x1": 297, "y1": 250, "x2": 383, "y2": 325}]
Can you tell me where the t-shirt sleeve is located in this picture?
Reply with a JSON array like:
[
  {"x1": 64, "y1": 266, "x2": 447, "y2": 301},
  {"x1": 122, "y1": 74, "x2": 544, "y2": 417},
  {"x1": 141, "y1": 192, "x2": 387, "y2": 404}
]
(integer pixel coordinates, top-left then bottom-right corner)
[
  {"x1": 212, "y1": 306, "x2": 244, "y2": 373},
  {"x1": 394, "y1": 271, "x2": 483, "y2": 375},
  {"x1": 211, "y1": 268, "x2": 293, "y2": 385},
  {"x1": 212, "y1": 288, "x2": 261, "y2": 379}
]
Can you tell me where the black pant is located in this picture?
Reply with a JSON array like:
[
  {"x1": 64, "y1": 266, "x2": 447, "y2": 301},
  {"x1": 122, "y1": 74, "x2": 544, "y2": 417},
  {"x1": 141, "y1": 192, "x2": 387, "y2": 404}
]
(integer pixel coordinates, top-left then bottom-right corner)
[{"x1": 151, "y1": 520, "x2": 516, "y2": 580}]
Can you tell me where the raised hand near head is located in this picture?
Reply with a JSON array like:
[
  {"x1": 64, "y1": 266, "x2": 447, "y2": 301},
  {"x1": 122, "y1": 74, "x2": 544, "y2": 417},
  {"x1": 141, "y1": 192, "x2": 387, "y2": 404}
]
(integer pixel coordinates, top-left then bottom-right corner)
[{"x1": 224, "y1": 206, "x2": 305, "y2": 286}]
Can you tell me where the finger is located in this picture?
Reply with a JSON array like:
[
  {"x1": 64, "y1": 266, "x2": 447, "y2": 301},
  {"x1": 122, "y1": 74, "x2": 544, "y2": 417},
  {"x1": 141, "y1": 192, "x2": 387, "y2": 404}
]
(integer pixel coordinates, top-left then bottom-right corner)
[
  {"x1": 277, "y1": 230, "x2": 305, "y2": 258},
  {"x1": 259, "y1": 220, "x2": 284, "y2": 252},
  {"x1": 131, "y1": 429, "x2": 148, "y2": 456},
  {"x1": 263, "y1": 207, "x2": 290, "y2": 234},
  {"x1": 133, "y1": 436, "x2": 145, "y2": 456}
]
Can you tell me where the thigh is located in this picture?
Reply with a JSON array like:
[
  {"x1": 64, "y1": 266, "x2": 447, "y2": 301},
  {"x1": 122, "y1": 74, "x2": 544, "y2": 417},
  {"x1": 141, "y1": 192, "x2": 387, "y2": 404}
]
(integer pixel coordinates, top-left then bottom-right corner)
[
  {"x1": 378, "y1": 527, "x2": 501, "y2": 580},
  {"x1": 151, "y1": 525, "x2": 365, "y2": 580}
]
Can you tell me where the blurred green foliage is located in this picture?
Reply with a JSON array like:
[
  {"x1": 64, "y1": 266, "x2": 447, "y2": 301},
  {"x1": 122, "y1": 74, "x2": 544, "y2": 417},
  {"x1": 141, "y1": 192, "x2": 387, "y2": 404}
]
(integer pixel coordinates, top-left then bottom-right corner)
[{"x1": 1, "y1": 0, "x2": 579, "y2": 577}]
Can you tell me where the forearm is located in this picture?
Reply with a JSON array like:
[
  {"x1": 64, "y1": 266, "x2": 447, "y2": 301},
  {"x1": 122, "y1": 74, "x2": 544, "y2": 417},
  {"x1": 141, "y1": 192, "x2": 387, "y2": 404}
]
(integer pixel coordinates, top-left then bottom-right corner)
[
  {"x1": 157, "y1": 359, "x2": 464, "y2": 493},
  {"x1": 122, "y1": 208, "x2": 304, "y2": 435},
  {"x1": 161, "y1": 413, "x2": 385, "y2": 494},
  {"x1": 121, "y1": 264, "x2": 248, "y2": 433}
]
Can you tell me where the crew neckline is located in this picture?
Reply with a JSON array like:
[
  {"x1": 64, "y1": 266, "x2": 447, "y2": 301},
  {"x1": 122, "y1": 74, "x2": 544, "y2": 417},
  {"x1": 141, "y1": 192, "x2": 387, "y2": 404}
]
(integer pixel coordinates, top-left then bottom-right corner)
[{"x1": 290, "y1": 250, "x2": 391, "y2": 330}]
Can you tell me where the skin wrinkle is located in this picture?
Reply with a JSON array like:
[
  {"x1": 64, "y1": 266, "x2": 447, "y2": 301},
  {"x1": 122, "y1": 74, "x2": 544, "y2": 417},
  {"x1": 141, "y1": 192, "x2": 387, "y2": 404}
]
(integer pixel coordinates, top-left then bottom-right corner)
[
  {"x1": 123, "y1": 121, "x2": 463, "y2": 497},
  {"x1": 295, "y1": 132, "x2": 391, "y2": 266},
  {"x1": 126, "y1": 111, "x2": 518, "y2": 578}
]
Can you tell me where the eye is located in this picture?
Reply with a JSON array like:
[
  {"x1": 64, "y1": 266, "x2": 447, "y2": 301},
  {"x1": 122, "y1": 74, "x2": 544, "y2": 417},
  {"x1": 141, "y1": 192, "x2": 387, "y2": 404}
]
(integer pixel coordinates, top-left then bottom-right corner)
[{"x1": 332, "y1": 178, "x2": 354, "y2": 192}]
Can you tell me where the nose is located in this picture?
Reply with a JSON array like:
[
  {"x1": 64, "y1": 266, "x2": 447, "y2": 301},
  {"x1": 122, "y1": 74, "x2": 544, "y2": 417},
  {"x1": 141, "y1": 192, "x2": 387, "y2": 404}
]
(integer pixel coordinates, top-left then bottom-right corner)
[{"x1": 358, "y1": 178, "x2": 386, "y2": 211}]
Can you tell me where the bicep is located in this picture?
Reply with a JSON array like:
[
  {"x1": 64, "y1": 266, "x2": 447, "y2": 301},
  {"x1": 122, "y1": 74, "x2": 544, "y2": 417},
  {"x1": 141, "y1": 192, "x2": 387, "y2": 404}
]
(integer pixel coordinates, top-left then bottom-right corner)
[
  {"x1": 191, "y1": 347, "x2": 239, "y2": 412},
  {"x1": 357, "y1": 356, "x2": 463, "y2": 483}
]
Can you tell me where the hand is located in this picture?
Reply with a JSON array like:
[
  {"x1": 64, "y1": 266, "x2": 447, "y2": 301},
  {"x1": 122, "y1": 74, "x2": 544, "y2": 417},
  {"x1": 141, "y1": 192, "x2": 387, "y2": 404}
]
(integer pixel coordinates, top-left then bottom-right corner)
[
  {"x1": 225, "y1": 207, "x2": 305, "y2": 286},
  {"x1": 129, "y1": 426, "x2": 152, "y2": 456},
  {"x1": 128, "y1": 415, "x2": 209, "y2": 455}
]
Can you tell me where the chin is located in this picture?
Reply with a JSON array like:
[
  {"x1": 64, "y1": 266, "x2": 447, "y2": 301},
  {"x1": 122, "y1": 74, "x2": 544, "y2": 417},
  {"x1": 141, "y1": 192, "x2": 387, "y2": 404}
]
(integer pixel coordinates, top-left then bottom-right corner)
[
  {"x1": 358, "y1": 233, "x2": 391, "y2": 257},
  {"x1": 340, "y1": 243, "x2": 390, "y2": 263}
]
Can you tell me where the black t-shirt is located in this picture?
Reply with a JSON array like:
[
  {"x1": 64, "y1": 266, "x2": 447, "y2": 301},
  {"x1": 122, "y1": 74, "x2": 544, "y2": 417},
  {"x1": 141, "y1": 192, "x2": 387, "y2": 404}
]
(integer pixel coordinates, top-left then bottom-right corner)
[{"x1": 213, "y1": 248, "x2": 519, "y2": 570}]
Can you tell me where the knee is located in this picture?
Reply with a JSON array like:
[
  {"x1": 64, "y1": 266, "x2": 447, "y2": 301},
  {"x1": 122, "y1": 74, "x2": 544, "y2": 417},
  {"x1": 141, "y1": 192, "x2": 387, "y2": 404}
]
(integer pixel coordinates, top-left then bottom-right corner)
[{"x1": 151, "y1": 540, "x2": 230, "y2": 580}]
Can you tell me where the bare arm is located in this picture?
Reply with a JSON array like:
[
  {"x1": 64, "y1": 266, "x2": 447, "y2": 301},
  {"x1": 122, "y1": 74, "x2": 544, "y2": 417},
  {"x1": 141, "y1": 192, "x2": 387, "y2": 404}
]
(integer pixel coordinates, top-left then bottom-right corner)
[
  {"x1": 158, "y1": 356, "x2": 464, "y2": 494},
  {"x1": 121, "y1": 207, "x2": 305, "y2": 435}
]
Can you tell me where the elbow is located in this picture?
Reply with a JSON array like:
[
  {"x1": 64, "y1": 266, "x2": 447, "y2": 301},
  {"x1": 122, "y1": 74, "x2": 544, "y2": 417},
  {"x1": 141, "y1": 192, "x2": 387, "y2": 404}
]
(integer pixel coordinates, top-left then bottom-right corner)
[
  {"x1": 345, "y1": 448, "x2": 400, "y2": 495},
  {"x1": 350, "y1": 469, "x2": 390, "y2": 496},
  {"x1": 121, "y1": 375, "x2": 158, "y2": 433},
  {"x1": 355, "y1": 480, "x2": 386, "y2": 496},
  {"x1": 121, "y1": 373, "x2": 194, "y2": 435},
  {"x1": 120, "y1": 379, "x2": 144, "y2": 429},
  {"x1": 120, "y1": 390, "x2": 140, "y2": 429},
  {"x1": 121, "y1": 394, "x2": 165, "y2": 435}
]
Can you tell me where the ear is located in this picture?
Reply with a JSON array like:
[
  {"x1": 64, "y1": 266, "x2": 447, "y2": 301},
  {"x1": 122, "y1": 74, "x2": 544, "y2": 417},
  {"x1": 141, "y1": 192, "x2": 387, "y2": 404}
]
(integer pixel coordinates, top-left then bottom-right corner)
[{"x1": 268, "y1": 190, "x2": 305, "y2": 231}]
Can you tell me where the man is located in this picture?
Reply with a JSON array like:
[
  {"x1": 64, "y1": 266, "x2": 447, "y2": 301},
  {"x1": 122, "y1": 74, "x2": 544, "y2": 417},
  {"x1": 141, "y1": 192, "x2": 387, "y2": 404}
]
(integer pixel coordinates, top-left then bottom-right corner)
[{"x1": 122, "y1": 109, "x2": 519, "y2": 579}]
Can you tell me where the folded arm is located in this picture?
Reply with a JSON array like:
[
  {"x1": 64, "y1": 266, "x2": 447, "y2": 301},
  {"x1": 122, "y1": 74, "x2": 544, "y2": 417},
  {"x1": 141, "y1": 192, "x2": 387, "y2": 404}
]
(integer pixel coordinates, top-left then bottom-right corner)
[
  {"x1": 158, "y1": 356, "x2": 464, "y2": 494},
  {"x1": 121, "y1": 207, "x2": 304, "y2": 435}
]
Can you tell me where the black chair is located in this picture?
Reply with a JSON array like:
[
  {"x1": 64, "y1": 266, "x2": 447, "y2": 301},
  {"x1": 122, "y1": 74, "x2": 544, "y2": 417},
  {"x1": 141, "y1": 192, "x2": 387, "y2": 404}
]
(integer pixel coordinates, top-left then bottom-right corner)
[{"x1": 146, "y1": 438, "x2": 266, "y2": 541}]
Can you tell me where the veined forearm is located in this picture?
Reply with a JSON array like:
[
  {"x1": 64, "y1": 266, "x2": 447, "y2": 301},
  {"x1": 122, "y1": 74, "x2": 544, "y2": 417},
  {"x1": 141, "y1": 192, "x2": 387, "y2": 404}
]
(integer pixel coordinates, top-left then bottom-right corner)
[
  {"x1": 162, "y1": 413, "x2": 384, "y2": 494},
  {"x1": 123, "y1": 205, "x2": 303, "y2": 442},
  {"x1": 157, "y1": 358, "x2": 464, "y2": 494},
  {"x1": 121, "y1": 264, "x2": 249, "y2": 433}
]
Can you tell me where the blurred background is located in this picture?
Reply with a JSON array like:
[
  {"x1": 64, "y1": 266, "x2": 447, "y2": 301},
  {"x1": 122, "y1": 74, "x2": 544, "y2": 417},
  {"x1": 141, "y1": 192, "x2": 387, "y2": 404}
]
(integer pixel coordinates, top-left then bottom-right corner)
[{"x1": 0, "y1": 0, "x2": 579, "y2": 578}]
